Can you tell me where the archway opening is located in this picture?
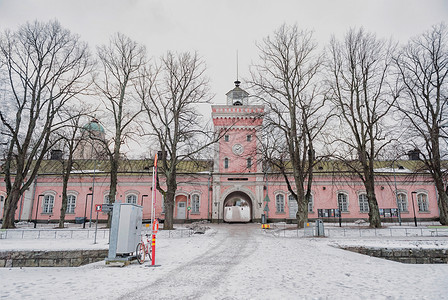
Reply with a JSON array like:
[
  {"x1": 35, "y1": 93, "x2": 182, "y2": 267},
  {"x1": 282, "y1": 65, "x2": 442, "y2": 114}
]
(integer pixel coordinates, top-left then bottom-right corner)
[{"x1": 223, "y1": 191, "x2": 252, "y2": 222}]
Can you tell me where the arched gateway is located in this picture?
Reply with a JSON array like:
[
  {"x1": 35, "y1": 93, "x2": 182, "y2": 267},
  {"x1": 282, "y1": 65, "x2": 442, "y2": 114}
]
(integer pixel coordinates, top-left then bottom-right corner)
[{"x1": 223, "y1": 191, "x2": 252, "y2": 222}]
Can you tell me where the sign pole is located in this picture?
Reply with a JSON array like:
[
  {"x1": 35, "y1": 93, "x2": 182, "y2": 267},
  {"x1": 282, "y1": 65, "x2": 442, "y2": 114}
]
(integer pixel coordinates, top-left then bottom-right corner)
[
  {"x1": 94, "y1": 204, "x2": 101, "y2": 244},
  {"x1": 148, "y1": 153, "x2": 160, "y2": 267},
  {"x1": 94, "y1": 210, "x2": 98, "y2": 244}
]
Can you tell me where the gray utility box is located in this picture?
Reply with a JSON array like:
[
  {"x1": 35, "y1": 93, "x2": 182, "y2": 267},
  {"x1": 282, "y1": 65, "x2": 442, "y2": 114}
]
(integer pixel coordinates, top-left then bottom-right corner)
[
  {"x1": 314, "y1": 219, "x2": 325, "y2": 237},
  {"x1": 107, "y1": 203, "x2": 142, "y2": 261}
]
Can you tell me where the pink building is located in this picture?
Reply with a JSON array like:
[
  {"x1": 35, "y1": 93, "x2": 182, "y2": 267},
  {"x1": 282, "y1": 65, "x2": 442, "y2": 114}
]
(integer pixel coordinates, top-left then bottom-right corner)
[{"x1": 0, "y1": 81, "x2": 440, "y2": 224}]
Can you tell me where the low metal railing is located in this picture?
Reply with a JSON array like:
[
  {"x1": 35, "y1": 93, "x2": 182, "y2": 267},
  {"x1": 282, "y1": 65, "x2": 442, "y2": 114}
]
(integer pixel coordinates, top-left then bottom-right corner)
[
  {"x1": 0, "y1": 227, "x2": 194, "y2": 240},
  {"x1": 268, "y1": 223, "x2": 448, "y2": 238}
]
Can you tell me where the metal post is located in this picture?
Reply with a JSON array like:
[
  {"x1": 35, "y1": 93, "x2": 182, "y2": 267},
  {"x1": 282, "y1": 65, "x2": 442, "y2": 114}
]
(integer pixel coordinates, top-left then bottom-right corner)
[
  {"x1": 83, "y1": 193, "x2": 93, "y2": 229},
  {"x1": 338, "y1": 201, "x2": 342, "y2": 227},
  {"x1": 89, "y1": 162, "x2": 97, "y2": 228},
  {"x1": 392, "y1": 161, "x2": 402, "y2": 226},
  {"x1": 94, "y1": 210, "x2": 98, "y2": 244},
  {"x1": 34, "y1": 195, "x2": 44, "y2": 228},
  {"x1": 411, "y1": 191, "x2": 418, "y2": 227}
]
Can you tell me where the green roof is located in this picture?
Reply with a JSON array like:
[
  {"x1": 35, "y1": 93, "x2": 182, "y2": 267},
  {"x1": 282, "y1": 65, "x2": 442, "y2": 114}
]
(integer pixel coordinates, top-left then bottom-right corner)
[
  {"x1": 82, "y1": 120, "x2": 105, "y2": 133},
  {"x1": 33, "y1": 159, "x2": 213, "y2": 176}
]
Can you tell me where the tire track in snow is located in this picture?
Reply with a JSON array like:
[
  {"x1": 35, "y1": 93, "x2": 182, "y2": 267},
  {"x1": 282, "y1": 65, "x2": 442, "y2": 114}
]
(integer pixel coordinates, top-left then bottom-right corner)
[{"x1": 119, "y1": 224, "x2": 260, "y2": 300}]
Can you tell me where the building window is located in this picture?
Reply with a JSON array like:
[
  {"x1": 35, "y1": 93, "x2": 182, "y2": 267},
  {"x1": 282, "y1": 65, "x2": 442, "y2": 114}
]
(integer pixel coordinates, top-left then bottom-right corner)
[
  {"x1": 397, "y1": 193, "x2": 408, "y2": 212},
  {"x1": 417, "y1": 193, "x2": 429, "y2": 212},
  {"x1": 276, "y1": 194, "x2": 285, "y2": 213},
  {"x1": 192, "y1": 194, "x2": 200, "y2": 213},
  {"x1": 43, "y1": 195, "x2": 54, "y2": 214},
  {"x1": 66, "y1": 195, "x2": 76, "y2": 214},
  {"x1": 224, "y1": 158, "x2": 229, "y2": 169},
  {"x1": 247, "y1": 158, "x2": 252, "y2": 168},
  {"x1": 358, "y1": 193, "x2": 369, "y2": 213},
  {"x1": 247, "y1": 135, "x2": 252, "y2": 142},
  {"x1": 126, "y1": 194, "x2": 137, "y2": 204},
  {"x1": 307, "y1": 194, "x2": 313, "y2": 212},
  {"x1": 104, "y1": 195, "x2": 110, "y2": 204},
  {"x1": 337, "y1": 193, "x2": 348, "y2": 212},
  {"x1": 224, "y1": 135, "x2": 229, "y2": 142}
]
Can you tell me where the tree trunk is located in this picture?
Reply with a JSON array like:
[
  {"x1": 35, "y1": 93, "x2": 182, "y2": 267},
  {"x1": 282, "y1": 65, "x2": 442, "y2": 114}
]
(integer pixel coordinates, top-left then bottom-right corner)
[
  {"x1": 1, "y1": 188, "x2": 21, "y2": 229},
  {"x1": 362, "y1": 154, "x2": 382, "y2": 228},
  {"x1": 1, "y1": 174, "x2": 25, "y2": 229},
  {"x1": 163, "y1": 175, "x2": 177, "y2": 230},
  {"x1": 59, "y1": 162, "x2": 72, "y2": 228},
  {"x1": 435, "y1": 175, "x2": 448, "y2": 225},
  {"x1": 295, "y1": 182, "x2": 307, "y2": 229},
  {"x1": 107, "y1": 157, "x2": 119, "y2": 228},
  {"x1": 365, "y1": 174, "x2": 381, "y2": 228}
]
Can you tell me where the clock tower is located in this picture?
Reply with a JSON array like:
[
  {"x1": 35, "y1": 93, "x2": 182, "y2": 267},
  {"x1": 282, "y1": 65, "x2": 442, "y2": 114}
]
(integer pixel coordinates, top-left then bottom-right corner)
[
  {"x1": 212, "y1": 80, "x2": 264, "y2": 174},
  {"x1": 211, "y1": 80, "x2": 265, "y2": 222}
]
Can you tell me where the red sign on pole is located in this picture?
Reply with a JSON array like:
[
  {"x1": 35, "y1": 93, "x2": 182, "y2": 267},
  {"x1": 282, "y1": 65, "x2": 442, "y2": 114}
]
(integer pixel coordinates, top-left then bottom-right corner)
[
  {"x1": 95, "y1": 204, "x2": 102, "y2": 212},
  {"x1": 152, "y1": 219, "x2": 159, "y2": 234}
]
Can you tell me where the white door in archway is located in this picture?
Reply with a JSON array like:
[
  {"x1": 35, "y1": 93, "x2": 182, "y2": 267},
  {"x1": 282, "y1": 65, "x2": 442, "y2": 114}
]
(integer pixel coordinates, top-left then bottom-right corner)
[{"x1": 177, "y1": 202, "x2": 186, "y2": 219}]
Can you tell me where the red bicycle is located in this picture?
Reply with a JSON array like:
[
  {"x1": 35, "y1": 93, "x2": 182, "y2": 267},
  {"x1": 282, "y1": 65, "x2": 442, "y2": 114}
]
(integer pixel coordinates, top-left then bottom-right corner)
[{"x1": 135, "y1": 234, "x2": 152, "y2": 264}]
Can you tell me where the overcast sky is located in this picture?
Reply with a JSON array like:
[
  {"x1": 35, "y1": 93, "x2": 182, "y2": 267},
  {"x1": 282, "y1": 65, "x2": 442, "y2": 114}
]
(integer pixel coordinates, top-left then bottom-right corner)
[{"x1": 1, "y1": 0, "x2": 447, "y2": 106}]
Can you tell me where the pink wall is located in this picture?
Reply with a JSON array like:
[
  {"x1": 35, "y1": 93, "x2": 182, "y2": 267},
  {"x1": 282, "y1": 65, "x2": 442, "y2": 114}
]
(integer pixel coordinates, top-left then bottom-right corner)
[{"x1": 0, "y1": 170, "x2": 440, "y2": 223}]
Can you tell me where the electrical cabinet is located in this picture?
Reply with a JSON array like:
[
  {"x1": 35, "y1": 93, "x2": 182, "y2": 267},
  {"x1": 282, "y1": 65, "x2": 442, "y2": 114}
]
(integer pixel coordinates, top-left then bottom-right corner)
[{"x1": 108, "y1": 203, "x2": 142, "y2": 259}]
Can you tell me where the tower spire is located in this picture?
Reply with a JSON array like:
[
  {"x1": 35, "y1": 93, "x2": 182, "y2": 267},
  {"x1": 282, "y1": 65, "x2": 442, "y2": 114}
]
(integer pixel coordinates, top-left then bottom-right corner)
[{"x1": 235, "y1": 50, "x2": 240, "y2": 87}]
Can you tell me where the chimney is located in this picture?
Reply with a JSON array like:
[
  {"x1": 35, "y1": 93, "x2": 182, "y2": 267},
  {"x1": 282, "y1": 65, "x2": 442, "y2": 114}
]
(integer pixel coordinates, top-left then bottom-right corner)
[
  {"x1": 407, "y1": 148, "x2": 420, "y2": 161},
  {"x1": 50, "y1": 149, "x2": 63, "y2": 160}
]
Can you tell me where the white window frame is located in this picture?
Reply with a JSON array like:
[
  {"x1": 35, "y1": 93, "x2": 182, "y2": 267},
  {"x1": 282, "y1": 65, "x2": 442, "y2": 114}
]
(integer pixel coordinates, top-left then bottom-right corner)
[
  {"x1": 417, "y1": 193, "x2": 429, "y2": 212},
  {"x1": 191, "y1": 194, "x2": 200, "y2": 213},
  {"x1": 337, "y1": 192, "x2": 349, "y2": 212},
  {"x1": 358, "y1": 193, "x2": 369, "y2": 213},
  {"x1": 275, "y1": 193, "x2": 285, "y2": 213},
  {"x1": 66, "y1": 194, "x2": 76, "y2": 214},
  {"x1": 126, "y1": 194, "x2": 137, "y2": 204},
  {"x1": 397, "y1": 193, "x2": 408, "y2": 212},
  {"x1": 104, "y1": 194, "x2": 110, "y2": 204},
  {"x1": 43, "y1": 194, "x2": 55, "y2": 214},
  {"x1": 307, "y1": 194, "x2": 314, "y2": 212}
]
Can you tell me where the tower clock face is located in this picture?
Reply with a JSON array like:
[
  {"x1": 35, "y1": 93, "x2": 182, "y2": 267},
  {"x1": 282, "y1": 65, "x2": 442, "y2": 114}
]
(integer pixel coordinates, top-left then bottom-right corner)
[{"x1": 232, "y1": 143, "x2": 244, "y2": 155}]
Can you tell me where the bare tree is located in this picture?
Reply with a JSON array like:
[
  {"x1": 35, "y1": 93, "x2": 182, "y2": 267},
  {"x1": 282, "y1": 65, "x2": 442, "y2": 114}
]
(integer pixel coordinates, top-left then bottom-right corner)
[
  {"x1": 0, "y1": 20, "x2": 92, "y2": 228},
  {"x1": 54, "y1": 104, "x2": 94, "y2": 228},
  {"x1": 249, "y1": 24, "x2": 326, "y2": 228},
  {"x1": 326, "y1": 28, "x2": 396, "y2": 228},
  {"x1": 96, "y1": 33, "x2": 146, "y2": 226},
  {"x1": 138, "y1": 51, "x2": 213, "y2": 230},
  {"x1": 394, "y1": 23, "x2": 448, "y2": 225}
]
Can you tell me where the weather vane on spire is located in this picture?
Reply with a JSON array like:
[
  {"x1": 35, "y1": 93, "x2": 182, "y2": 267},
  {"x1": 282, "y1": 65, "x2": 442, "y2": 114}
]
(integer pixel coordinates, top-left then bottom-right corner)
[{"x1": 235, "y1": 50, "x2": 240, "y2": 87}]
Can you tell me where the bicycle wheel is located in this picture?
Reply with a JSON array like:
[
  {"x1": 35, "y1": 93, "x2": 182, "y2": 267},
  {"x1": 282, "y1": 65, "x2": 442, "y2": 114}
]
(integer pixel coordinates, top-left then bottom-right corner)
[{"x1": 135, "y1": 242, "x2": 146, "y2": 264}]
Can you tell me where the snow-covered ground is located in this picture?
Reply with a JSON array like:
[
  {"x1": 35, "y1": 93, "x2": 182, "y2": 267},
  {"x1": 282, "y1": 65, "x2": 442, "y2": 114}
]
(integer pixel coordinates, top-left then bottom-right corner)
[{"x1": 1, "y1": 223, "x2": 448, "y2": 299}]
